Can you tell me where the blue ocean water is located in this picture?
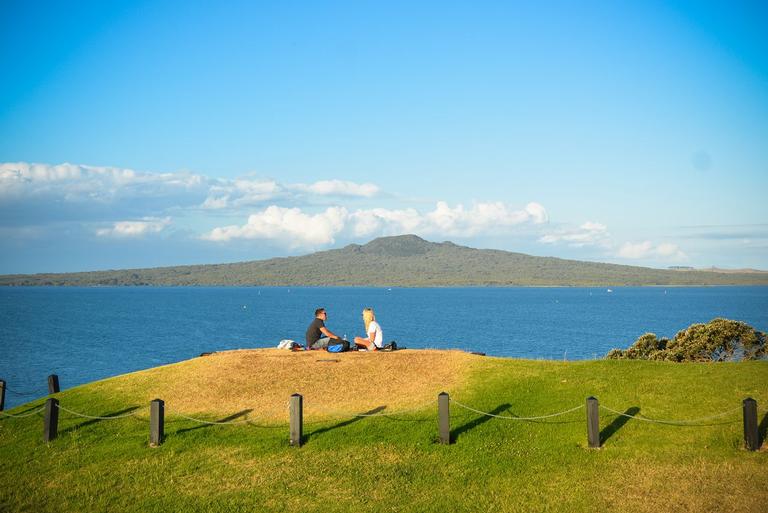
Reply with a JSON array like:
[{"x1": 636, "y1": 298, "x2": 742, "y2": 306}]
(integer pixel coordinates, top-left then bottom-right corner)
[{"x1": 1, "y1": 286, "x2": 767, "y2": 409}]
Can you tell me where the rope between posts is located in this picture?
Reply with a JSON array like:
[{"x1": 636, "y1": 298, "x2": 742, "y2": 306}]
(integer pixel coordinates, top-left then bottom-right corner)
[
  {"x1": 307, "y1": 401, "x2": 435, "y2": 419},
  {"x1": 171, "y1": 412, "x2": 257, "y2": 425},
  {"x1": 56, "y1": 404, "x2": 145, "y2": 420},
  {"x1": 449, "y1": 400, "x2": 584, "y2": 420},
  {"x1": 0, "y1": 406, "x2": 46, "y2": 418},
  {"x1": 599, "y1": 405, "x2": 743, "y2": 425}
]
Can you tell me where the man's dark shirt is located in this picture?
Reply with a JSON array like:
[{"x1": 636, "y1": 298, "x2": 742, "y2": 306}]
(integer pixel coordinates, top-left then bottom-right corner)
[{"x1": 305, "y1": 317, "x2": 325, "y2": 346}]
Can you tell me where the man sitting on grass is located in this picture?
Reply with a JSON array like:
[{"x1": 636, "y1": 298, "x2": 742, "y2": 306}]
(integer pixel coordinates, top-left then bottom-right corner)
[{"x1": 305, "y1": 307, "x2": 343, "y2": 350}]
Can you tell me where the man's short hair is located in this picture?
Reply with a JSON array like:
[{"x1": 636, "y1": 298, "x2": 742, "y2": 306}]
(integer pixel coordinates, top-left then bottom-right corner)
[{"x1": 315, "y1": 307, "x2": 326, "y2": 316}]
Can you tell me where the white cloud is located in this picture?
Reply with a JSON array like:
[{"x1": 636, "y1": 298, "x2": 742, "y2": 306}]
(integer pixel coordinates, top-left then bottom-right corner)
[
  {"x1": 0, "y1": 162, "x2": 204, "y2": 203},
  {"x1": 655, "y1": 243, "x2": 683, "y2": 257},
  {"x1": 202, "y1": 201, "x2": 548, "y2": 247},
  {"x1": 617, "y1": 241, "x2": 654, "y2": 259},
  {"x1": 423, "y1": 201, "x2": 548, "y2": 236},
  {"x1": 617, "y1": 240, "x2": 687, "y2": 261},
  {"x1": 523, "y1": 202, "x2": 549, "y2": 224},
  {"x1": 540, "y1": 221, "x2": 610, "y2": 247},
  {"x1": 201, "y1": 206, "x2": 348, "y2": 247},
  {"x1": 349, "y1": 208, "x2": 423, "y2": 237},
  {"x1": 201, "y1": 195, "x2": 230, "y2": 209},
  {"x1": 200, "y1": 178, "x2": 379, "y2": 210},
  {"x1": 0, "y1": 162, "x2": 381, "y2": 217},
  {"x1": 96, "y1": 217, "x2": 171, "y2": 238},
  {"x1": 200, "y1": 178, "x2": 286, "y2": 210},
  {"x1": 294, "y1": 179, "x2": 379, "y2": 198}
]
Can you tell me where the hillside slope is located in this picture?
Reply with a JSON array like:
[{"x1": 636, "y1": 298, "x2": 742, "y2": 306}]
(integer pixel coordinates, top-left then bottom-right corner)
[
  {"x1": 2, "y1": 234, "x2": 767, "y2": 286},
  {"x1": 0, "y1": 350, "x2": 766, "y2": 512}
]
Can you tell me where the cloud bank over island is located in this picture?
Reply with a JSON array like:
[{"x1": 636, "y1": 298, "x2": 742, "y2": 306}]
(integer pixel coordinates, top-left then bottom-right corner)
[
  {"x1": 201, "y1": 201, "x2": 549, "y2": 247},
  {"x1": 1, "y1": 162, "x2": 550, "y2": 245},
  {"x1": 0, "y1": 162, "x2": 378, "y2": 213},
  {"x1": 0, "y1": 161, "x2": 724, "y2": 272}
]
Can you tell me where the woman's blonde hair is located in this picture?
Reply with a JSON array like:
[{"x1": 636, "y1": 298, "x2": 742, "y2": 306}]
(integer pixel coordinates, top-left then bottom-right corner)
[{"x1": 362, "y1": 308, "x2": 375, "y2": 332}]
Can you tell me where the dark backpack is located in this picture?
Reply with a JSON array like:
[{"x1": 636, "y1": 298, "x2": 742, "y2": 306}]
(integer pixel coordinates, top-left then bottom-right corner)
[
  {"x1": 380, "y1": 341, "x2": 398, "y2": 352},
  {"x1": 326, "y1": 339, "x2": 351, "y2": 353}
]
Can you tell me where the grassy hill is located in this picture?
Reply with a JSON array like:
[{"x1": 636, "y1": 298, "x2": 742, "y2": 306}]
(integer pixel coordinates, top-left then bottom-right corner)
[
  {"x1": 2, "y1": 234, "x2": 768, "y2": 286},
  {"x1": 1, "y1": 349, "x2": 766, "y2": 512}
]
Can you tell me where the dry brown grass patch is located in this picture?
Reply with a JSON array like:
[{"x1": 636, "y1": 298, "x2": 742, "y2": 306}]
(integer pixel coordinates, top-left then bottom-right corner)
[{"x1": 105, "y1": 349, "x2": 479, "y2": 421}]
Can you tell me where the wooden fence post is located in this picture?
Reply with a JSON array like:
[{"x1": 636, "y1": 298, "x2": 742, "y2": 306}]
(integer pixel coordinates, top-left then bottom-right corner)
[
  {"x1": 743, "y1": 398, "x2": 759, "y2": 451},
  {"x1": 47, "y1": 374, "x2": 60, "y2": 394},
  {"x1": 586, "y1": 396, "x2": 600, "y2": 448},
  {"x1": 0, "y1": 379, "x2": 5, "y2": 411},
  {"x1": 43, "y1": 398, "x2": 59, "y2": 442},
  {"x1": 150, "y1": 399, "x2": 165, "y2": 447},
  {"x1": 438, "y1": 392, "x2": 450, "y2": 445},
  {"x1": 289, "y1": 394, "x2": 303, "y2": 447}
]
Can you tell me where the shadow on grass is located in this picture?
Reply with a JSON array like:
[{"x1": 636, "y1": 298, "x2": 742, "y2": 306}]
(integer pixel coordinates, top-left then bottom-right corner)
[
  {"x1": 759, "y1": 411, "x2": 768, "y2": 448},
  {"x1": 0, "y1": 401, "x2": 47, "y2": 422},
  {"x1": 600, "y1": 406, "x2": 640, "y2": 445},
  {"x1": 377, "y1": 414, "x2": 432, "y2": 423},
  {"x1": 175, "y1": 409, "x2": 253, "y2": 435},
  {"x1": 305, "y1": 406, "x2": 386, "y2": 442},
  {"x1": 59, "y1": 406, "x2": 141, "y2": 435},
  {"x1": 523, "y1": 413, "x2": 584, "y2": 425},
  {"x1": 451, "y1": 403, "x2": 511, "y2": 443}
]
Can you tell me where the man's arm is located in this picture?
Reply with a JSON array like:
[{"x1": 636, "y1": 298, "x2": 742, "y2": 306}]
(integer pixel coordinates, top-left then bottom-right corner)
[{"x1": 320, "y1": 326, "x2": 339, "y2": 339}]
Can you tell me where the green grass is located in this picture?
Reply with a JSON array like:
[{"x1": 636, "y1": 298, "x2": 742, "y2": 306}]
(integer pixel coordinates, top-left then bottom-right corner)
[{"x1": 1, "y1": 357, "x2": 767, "y2": 512}]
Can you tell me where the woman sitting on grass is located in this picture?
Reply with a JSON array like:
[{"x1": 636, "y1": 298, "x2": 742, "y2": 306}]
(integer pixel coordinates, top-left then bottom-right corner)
[{"x1": 354, "y1": 307, "x2": 383, "y2": 351}]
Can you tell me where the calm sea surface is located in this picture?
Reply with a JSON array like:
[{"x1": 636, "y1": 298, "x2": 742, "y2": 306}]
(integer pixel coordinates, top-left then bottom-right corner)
[{"x1": 1, "y1": 286, "x2": 767, "y2": 408}]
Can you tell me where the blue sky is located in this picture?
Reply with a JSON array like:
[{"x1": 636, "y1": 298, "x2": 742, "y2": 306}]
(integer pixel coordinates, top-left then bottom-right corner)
[{"x1": 1, "y1": 0, "x2": 767, "y2": 273}]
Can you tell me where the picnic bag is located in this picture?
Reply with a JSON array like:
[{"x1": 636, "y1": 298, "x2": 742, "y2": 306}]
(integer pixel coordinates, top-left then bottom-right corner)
[{"x1": 326, "y1": 339, "x2": 350, "y2": 353}]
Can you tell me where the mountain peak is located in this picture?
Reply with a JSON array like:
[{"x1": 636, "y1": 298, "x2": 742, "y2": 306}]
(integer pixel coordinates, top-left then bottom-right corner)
[{"x1": 359, "y1": 234, "x2": 436, "y2": 257}]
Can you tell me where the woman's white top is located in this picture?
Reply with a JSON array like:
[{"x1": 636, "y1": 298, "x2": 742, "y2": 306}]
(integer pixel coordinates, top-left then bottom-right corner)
[{"x1": 367, "y1": 320, "x2": 384, "y2": 348}]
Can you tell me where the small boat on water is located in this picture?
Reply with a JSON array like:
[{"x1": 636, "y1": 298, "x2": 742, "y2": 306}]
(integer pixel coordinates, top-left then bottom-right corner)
[{"x1": 607, "y1": 289, "x2": 613, "y2": 293}]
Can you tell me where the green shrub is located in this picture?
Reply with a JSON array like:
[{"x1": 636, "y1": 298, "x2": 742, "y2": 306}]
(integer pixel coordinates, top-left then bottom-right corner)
[{"x1": 606, "y1": 318, "x2": 767, "y2": 362}]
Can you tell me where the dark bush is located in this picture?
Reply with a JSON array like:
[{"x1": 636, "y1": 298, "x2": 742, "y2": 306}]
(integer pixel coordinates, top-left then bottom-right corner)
[{"x1": 606, "y1": 318, "x2": 767, "y2": 362}]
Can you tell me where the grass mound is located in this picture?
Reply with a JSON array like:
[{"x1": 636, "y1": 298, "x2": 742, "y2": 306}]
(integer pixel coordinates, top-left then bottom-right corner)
[
  {"x1": 83, "y1": 349, "x2": 478, "y2": 421},
  {"x1": 1, "y1": 350, "x2": 766, "y2": 512}
]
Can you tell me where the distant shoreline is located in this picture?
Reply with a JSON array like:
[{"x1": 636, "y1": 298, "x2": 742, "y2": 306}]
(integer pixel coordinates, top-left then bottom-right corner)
[
  {"x1": 2, "y1": 235, "x2": 767, "y2": 287},
  {"x1": 3, "y1": 283, "x2": 768, "y2": 288}
]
